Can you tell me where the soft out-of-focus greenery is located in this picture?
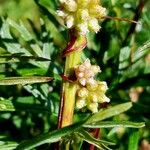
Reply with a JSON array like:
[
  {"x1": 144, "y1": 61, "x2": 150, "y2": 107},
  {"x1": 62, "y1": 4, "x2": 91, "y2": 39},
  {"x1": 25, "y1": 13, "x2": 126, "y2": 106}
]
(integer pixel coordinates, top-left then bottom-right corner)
[{"x1": 0, "y1": 0, "x2": 149, "y2": 149}]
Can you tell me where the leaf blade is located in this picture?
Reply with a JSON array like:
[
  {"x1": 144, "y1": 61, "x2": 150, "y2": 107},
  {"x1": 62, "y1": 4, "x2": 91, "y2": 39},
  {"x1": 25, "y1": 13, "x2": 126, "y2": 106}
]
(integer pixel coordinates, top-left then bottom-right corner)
[
  {"x1": 83, "y1": 121, "x2": 145, "y2": 128},
  {"x1": 16, "y1": 122, "x2": 83, "y2": 150},
  {"x1": 86, "y1": 102, "x2": 132, "y2": 124},
  {"x1": 0, "y1": 77, "x2": 53, "y2": 85}
]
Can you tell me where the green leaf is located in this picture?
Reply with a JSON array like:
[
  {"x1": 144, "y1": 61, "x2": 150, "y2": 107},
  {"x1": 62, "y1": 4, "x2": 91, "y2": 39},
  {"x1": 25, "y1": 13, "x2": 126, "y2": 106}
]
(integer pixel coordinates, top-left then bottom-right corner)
[
  {"x1": 0, "y1": 55, "x2": 50, "y2": 64},
  {"x1": 128, "y1": 130, "x2": 140, "y2": 150},
  {"x1": 83, "y1": 121, "x2": 145, "y2": 128},
  {"x1": 0, "y1": 100, "x2": 15, "y2": 111},
  {"x1": 0, "y1": 141, "x2": 18, "y2": 150},
  {"x1": 0, "y1": 97, "x2": 49, "y2": 112},
  {"x1": 0, "y1": 77, "x2": 53, "y2": 85},
  {"x1": 39, "y1": 0, "x2": 65, "y2": 26},
  {"x1": 86, "y1": 102, "x2": 132, "y2": 124},
  {"x1": 133, "y1": 40, "x2": 150, "y2": 62},
  {"x1": 7, "y1": 19, "x2": 34, "y2": 41},
  {"x1": 77, "y1": 129, "x2": 115, "y2": 150},
  {"x1": 16, "y1": 122, "x2": 83, "y2": 150}
]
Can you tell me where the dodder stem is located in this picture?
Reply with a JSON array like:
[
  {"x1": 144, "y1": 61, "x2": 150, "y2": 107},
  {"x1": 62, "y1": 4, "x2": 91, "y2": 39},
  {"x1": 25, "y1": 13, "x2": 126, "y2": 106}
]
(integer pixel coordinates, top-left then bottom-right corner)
[{"x1": 58, "y1": 35, "x2": 87, "y2": 128}]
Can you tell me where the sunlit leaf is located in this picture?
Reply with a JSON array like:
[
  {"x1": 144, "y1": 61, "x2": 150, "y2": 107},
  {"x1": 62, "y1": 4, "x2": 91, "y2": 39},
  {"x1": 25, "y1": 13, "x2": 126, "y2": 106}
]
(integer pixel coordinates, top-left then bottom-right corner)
[
  {"x1": 77, "y1": 129, "x2": 115, "y2": 150},
  {"x1": 0, "y1": 55, "x2": 50, "y2": 64},
  {"x1": 7, "y1": 19, "x2": 34, "y2": 41},
  {"x1": 128, "y1": 130, "x2": 140, "y2": 150},
  {"x1": 0, "y1": 100, "x2": 15, "y2": 111},
  {"x1": 83, "y1": 121, "x2": 145, "y2": 128},
  {"x1": 16, "y1": 122, "x2": 83, "y2": 150},
  {"x1": 86, "y1": 102, "x2": 132, "y2": 124},
  {"x1": 0, "y1": 141, "x2": 18, "y2": 150},
  {"x1": 0, "y1": 77, "x2": 53, "y2": 85}
]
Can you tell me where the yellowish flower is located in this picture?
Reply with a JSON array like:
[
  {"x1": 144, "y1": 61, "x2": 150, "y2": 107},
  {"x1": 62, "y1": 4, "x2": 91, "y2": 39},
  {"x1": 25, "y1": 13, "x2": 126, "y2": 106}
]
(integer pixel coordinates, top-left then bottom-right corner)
[
  {"x1": 75, "y1": 59, "x2": 110, "y2": 113},
  {"x1": 57, "y1": 0, "x2": 106, "y2": 35}
]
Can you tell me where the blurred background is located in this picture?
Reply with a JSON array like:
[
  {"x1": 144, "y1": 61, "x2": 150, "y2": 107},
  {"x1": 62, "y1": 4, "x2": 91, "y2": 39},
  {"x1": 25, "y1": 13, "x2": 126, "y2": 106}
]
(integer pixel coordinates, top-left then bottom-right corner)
[{"x1": 0, "y1": 0, "x2": 150, "y2": 149}]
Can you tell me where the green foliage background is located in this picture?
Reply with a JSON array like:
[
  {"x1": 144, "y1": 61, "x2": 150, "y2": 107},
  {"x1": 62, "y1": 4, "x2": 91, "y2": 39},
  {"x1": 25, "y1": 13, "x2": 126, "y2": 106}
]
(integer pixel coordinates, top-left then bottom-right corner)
[{"x1": 0, "y1": 0, "x2": 149, "y2": 149}]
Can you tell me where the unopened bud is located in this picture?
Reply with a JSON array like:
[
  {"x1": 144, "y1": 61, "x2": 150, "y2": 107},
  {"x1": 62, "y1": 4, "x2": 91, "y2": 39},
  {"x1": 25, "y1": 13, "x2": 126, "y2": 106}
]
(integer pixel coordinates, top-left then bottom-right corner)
[
  {"x1": 66, "y1": 15, "x2": 74, "y2": 28},
  {"x1": 98, "y1": 94, "x2": 110, "y2": 103},
  {"x1": 86, "y1": 79, "x2": 98, "y2": 91},
  {"x1": 84, "y1": 59, "x2": 91, "y2": 68},
  {"x1": 77, "y1": 88, "x2": 88, "y2": 98},
  {"x1": 64, "y1": 0, "x2": 77, "y2": 12},
  {"x1": 77, "y1": 22, "x2": 89, "y2": 35},
  {"x1": 91, "y1": 65, "x2": 101, "y2": 74},
  {"x1": 79, "y1": 78, "x2": 86, "y2": 86},
  {"x1": 88, "y1": 93, "x2": 98, "y2": 103},
  {"x1": 88, "y1": 102, "x2": 98, "y2": 113},
  {"x1": 76, "y1": 99, "x2": 86, "y2": 109},
  {"x1": 57, "y1": 10, "x2": 67, "y2": 18},
  {"x1": 88, "y1": 18, "x2": 101, "y2": 33},
  {"x1": 97, "y1": 81, "x2": 108, "y2": 92},
  {"x1": 84, "y1": 69, "x2": 95, "y2": 78}
]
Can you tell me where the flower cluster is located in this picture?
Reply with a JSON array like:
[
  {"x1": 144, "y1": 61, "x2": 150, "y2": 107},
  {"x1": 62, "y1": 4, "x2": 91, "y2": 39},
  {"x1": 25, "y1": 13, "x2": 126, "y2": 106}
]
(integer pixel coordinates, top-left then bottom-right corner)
[
  {"x1": 75, "y1": 59, "x2": 110, "y2": 113},
  {"x1": 57, "y1": 0, "x2": 107, "y2": 35}
]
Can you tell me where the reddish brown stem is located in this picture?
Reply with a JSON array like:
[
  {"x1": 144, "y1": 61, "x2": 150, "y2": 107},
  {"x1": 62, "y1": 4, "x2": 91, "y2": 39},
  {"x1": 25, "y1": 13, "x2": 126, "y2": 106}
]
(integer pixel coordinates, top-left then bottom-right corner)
[{"x1": 89, "y1": 129, "x2": 100, "y2": 150}]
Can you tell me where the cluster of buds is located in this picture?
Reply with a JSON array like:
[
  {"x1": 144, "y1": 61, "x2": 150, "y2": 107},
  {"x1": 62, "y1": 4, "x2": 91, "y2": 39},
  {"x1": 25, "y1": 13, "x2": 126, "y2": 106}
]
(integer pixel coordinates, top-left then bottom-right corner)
[
  {"x1": 75, "y1": 59, "x2": 110, "y2": 113},
  {"x1": 57, "y1": 0, "x2": 107, "y2": 35}
]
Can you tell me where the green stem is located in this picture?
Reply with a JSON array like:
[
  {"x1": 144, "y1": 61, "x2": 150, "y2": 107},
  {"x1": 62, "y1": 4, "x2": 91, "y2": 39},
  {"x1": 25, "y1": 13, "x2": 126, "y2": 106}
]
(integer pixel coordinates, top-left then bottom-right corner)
[
  {"x1": 62, "y1": 51, "x2": 81, "y2": 127},
  {"x1": 58, "y1": 35, "x2": 86, "y2": 128}
]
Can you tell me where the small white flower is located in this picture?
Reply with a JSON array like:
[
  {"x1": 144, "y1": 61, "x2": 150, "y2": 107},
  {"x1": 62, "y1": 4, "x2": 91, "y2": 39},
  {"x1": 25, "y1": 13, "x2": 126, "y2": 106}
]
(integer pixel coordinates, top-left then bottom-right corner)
[
  {"x1": 79, "y1": 78, "x2": 87, "y2": 86},
  {"x1": 76, "y1": 99, "x2": 87, "y2": 109},
  {"x1": 64, "y1": 0, "x2": 77, "y2": 12},
  {"x1": 56, "y1": 10, "x2": 67, "y2": 18},
  {"x1": 97, "y1": 81, "x2": 108, "y2": 92},
  {"x1": 77, "y1": 22, "x2": 89, "y2": 35},
  {"x1": 91, "y1": 65, "x2": 101, "y2": 74},
  {"x1": 78, "y1": 72, "x2": 84, "y2": 78},
  {"x1": 88, "y1": 18, "x2": 101, "y2": 33},
  {"x1": 81, "y1": 9, "x2": 89, "y2": 21},
  {"x1": 88, "y1": 103, "x2": 98, "y2": 113},
  {"x1": 66, "y1": 15, "x2": 74, "y2": 28},
  {"x1": 84, "y1": 59, "x2": 91, "y2": 68},
  {"x1": 77, "y1": 88, "x2": 88, "y2": 98}
]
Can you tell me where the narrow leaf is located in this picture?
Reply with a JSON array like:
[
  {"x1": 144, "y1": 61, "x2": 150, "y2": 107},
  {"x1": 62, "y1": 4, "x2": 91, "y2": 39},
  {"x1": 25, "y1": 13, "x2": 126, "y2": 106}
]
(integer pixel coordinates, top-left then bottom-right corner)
[
  {"x1": 86, "y1": 102, "x2": 132, "y2": 124},
  {"x1": 0, "y1": 100, "x2": 15, "y2": 111},
  {"x1": 16, "y1": 122, "x2": 83, "y2": 150},
  {"x1": 0, "y1": 55, "x2": 50, "y2": 64},
  {"x1": 128, "y1": 130, "x2": 140, "y2": 150},
  {"x1": 83, "y1": 121, "x2": 145, "y2": 128},
  {"x1": 133, "y1": 40, "x2": 150, "y2": 62},
  {"x1": 0, "y1": 77, "x2": 53, "y2": 85},
  {"x1": 0, "y1": 141, "x2": 18, "y2": 150},
  {"x1": 77, "y1": 129, "x2": 115, "y2": 150},
  {"x1": 7, "y1": 19, "x2": 34, "y2": 41}
]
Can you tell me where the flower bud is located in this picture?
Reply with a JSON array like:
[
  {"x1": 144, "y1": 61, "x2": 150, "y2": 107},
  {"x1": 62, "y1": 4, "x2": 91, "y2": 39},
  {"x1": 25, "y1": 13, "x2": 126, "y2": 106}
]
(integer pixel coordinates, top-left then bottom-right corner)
[
  {"x1": 56, "y1": 10, "x2": 67, "y2": 18},
  {"x1": 86, "y1": 78, "x2": 98, "y2": 91},
  {"x1": 98, "y1": 93, "x2": 110, "y2": 103},
  {"x1": 91, "y1": 65, "x2": 101, "y2": 74},
  {"x1": 84, "y1": 59, "x2": 91, "y2": 68},
  {"x1": 84, "y1": 69, "x2": 95, "y2": 78},
  {"x1": 88, "y1": 92, "x2": 98, "y2": 103},
  {"x1": 77, "y1": 87, "x2": 88, "y2": 98},
  {"x1": 76, "y1": 99, "x2": 86, "y2": 109},
  {"x1": 88, "y1": 18, "x2": 101, "y2": 33},
  {"x1": 66, "y1": 15, "x2": 74, "y2": 28},
  {"x1": 97, "y1": 81, "x2": 108, "y2": 92},
  {"x1": 79, "y1": 78, "x2": 87, "y2": 86},
  {"x1": 88, "y1": 102, "x2": 98, "y2": 113},
  {"x1": 64, "y1": 0, "x2": 77, "y2": 12},
  {"x1": 77, "y1": 22, "x2": 89, "y2": 35}
]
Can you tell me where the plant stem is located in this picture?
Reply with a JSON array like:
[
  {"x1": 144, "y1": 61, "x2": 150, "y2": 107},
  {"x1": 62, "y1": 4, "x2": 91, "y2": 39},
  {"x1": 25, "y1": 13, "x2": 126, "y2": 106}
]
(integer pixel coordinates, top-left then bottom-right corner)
[
  {"x1": 58, "y1": 34, "x2": 87, "y2": 128},
  {"x1": 61, "y1": 51, "x2": 81, "y2": 127}
]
